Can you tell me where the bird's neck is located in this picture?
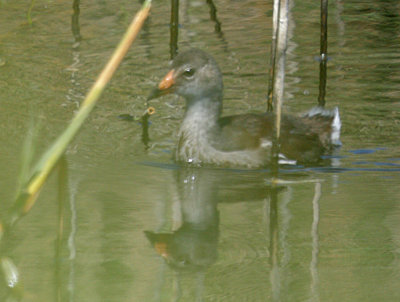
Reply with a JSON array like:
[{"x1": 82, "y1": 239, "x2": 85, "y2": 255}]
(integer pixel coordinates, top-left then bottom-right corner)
[
  {"x1": 182, "y1": 96, "x2": 222, "y2": 130},
  {"x1": 176, "y1": 97, "x2": 222, "y2": 164}
]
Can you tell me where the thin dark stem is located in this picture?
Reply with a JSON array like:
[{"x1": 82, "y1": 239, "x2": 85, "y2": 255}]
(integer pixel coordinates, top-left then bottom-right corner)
[
  {"x1": 318, "y1": 0, "x2": 328, "y2": 107},
  {"x1": 206, "y1": 0, "x2": 229, "y2": 51},
  {"x1": 72, "y1": 0, "x2": 82, "y2": 43},
  {"x1": 141, "y1": 112, "x2": 150, "y2": 149},
  {"x1": 267, "y1": 0, "x2": 282, "y2": 113},
  {"x1": 170, "y1": 0, "x2": 179, "y2": 59},
  {"x1": 206, "y1": 0, "x2": 221, "y2": 33}
]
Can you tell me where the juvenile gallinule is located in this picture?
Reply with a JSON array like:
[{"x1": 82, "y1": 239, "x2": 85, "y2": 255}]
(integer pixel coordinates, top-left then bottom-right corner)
[{"x1": 148, "y1": 49, "x2": 341, "y2": 168}]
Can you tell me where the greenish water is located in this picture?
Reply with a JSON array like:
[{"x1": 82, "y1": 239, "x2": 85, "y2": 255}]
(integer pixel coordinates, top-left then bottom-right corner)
[{"x1": 0, "y1": 0, "x2": 399, "y2": 301}]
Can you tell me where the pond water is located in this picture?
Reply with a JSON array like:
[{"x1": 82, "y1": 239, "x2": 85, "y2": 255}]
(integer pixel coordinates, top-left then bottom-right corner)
[{"x1": 0, "y1": 0, "x2": 399, "y2": 301}]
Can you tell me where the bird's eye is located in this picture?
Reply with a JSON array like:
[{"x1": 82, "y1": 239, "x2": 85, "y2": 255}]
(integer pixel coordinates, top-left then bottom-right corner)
[{"x1": 182, "y1": 68, "x2": 195, "y2": 78}]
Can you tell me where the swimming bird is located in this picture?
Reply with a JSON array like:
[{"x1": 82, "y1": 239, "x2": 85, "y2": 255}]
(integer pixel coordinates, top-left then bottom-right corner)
[{"x1": 148, "y1": 49, "x2": 341, "y2": 168}]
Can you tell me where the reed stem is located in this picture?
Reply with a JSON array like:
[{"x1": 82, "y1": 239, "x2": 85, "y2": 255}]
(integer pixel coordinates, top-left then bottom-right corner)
[
  {"x1": 267, "y1": 0, "x2": 281, "y2": 113},
  {"x1": 318, "y1": 0, "x2": 328, "y2": 107},
  {"x1": 170, "y1": 0, "x2": 179, "y2": 59},
  {"x1": 270, "y1": 0, "x2": 290, "y2": 174}
]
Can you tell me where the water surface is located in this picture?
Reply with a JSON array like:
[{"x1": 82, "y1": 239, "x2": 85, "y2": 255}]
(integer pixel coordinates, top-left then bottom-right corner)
[{"x1": 0, "y1": 0, "x2": 399, "y2": 301}]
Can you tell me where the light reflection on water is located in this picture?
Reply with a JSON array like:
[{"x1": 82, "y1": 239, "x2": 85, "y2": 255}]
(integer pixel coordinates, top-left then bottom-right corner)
[{"x1": 0, "y1": 0, "x2": 399, "y2": 301}]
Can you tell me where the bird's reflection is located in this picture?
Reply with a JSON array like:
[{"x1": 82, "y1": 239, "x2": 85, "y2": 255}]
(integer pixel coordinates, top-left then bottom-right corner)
[
  {"x1": 145, "y1": 167, "x2": 277, "y2": 272},
  {"x1": 145, "y1": 167, "x2": 221, "y2": 271}
]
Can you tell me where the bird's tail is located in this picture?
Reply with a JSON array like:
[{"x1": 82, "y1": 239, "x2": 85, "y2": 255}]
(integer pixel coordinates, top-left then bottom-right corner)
[{"x1": 302, "y1": 106, "x2": 342, "y2": 147}]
